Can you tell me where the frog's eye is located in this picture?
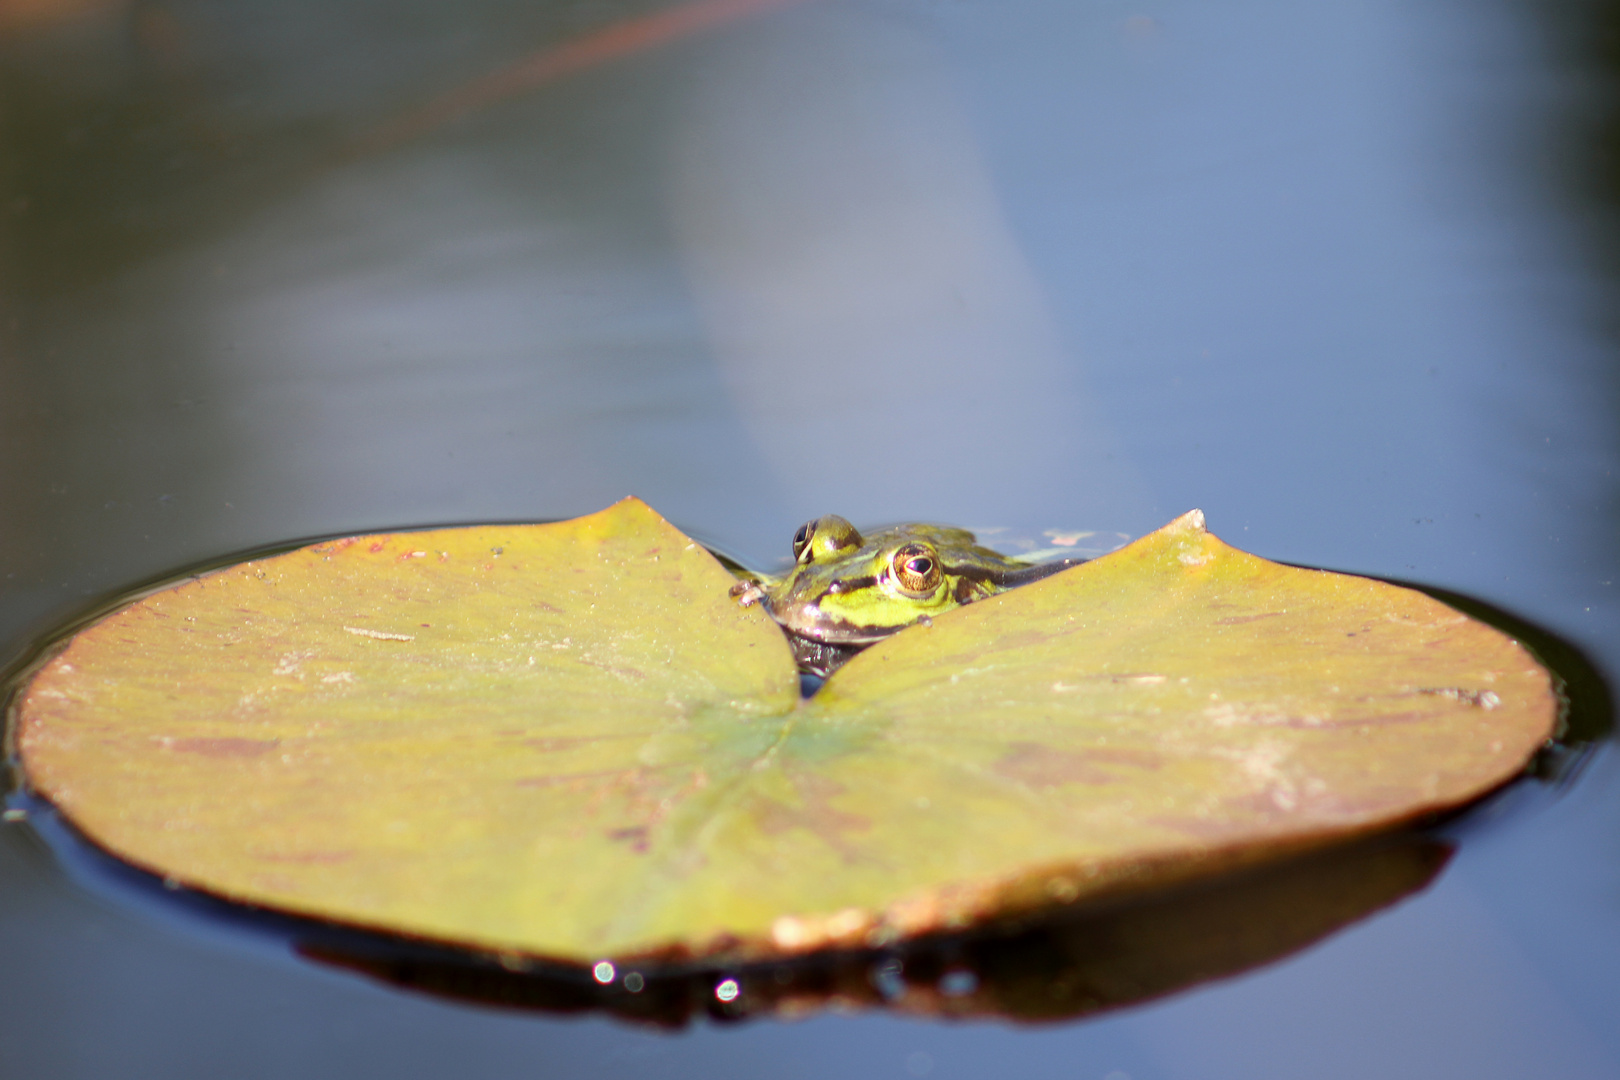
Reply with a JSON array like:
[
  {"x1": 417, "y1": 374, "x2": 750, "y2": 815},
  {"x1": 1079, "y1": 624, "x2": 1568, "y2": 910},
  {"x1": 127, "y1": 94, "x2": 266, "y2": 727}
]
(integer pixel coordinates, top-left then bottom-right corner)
[
  {"x1": 890, "y1": 543, "x2": 943, "y2": 594},
  {"x1": 794, "y1": 515, "x2": 865, "y2": 565},
  {"x1": 792, "y1": 521, "x2": 815, "y2": 563}
]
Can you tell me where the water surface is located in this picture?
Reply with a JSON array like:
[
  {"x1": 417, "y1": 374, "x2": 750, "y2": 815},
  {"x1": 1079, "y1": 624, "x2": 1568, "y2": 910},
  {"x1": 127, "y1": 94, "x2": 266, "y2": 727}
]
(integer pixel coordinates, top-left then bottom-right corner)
[{"x1": 2, "y1": 1, "x2": 1619, "y2": 1077}]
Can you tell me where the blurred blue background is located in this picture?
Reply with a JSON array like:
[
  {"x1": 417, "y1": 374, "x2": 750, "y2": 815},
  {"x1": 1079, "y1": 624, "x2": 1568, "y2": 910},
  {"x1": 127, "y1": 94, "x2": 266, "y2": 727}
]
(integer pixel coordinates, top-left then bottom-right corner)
[{"x1": 2, "y1": 1, "x2": 1619, "y2": 1076}]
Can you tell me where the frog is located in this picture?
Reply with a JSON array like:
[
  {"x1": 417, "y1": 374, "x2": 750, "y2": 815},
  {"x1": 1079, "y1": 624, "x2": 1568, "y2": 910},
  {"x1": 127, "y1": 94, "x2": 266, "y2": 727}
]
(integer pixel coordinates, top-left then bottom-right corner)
[{"x1": 729, "y1": 515, "x2": 1086, "y2": 678}]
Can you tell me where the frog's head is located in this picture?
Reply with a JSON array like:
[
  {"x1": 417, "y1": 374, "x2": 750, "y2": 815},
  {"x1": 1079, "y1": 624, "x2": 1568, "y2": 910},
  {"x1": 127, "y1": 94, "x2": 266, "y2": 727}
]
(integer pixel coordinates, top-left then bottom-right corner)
[{"x1": 760, "y1": 515, "x2": 1072, "y2": 646}]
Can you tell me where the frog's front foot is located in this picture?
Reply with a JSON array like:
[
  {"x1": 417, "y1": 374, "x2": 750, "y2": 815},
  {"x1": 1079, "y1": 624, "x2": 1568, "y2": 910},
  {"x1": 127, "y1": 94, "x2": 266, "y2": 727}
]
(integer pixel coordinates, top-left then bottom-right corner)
[{"x1": 729, "y1": 579, "x2": 767, "y2": 607}]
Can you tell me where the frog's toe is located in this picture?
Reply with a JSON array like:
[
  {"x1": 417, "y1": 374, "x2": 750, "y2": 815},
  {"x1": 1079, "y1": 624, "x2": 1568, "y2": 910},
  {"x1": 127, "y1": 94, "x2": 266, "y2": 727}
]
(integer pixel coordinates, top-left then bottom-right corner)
[{"x1": 729, "y1": 580, "x2": 766, "y2": 606}]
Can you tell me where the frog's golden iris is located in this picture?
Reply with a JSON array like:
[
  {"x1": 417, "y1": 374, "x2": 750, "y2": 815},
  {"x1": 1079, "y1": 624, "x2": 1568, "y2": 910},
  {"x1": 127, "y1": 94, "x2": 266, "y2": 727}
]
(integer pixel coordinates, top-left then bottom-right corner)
[{"x1": 731, "y1": 515, "x2": 1084, "y2": 677}]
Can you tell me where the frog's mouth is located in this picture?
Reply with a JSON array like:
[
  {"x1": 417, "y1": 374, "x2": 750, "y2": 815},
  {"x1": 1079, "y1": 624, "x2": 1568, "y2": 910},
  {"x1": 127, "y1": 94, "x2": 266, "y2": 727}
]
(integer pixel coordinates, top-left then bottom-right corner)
[
  {"x1": 741, "y1": 591, "x2": 883, "y2": 679},
  {"x1": 765, "y1": 599, "x2": 900, "y2": 647},
  {"x1": 788, "y1": 614, "x2": 903, "y2": 646}
]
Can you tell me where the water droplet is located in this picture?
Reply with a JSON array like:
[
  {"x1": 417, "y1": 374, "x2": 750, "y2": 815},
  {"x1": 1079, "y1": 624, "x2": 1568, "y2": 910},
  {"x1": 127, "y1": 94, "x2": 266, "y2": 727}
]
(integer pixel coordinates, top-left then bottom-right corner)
[
  {"x1": 870, "y1": 957, "x2": 905, "y2": 1000},
  {"x1": 715, "y1": 978, "x2": 740, "y2": 1003},
  {"x1": 623, "y1": 972, "x2": 645, "y2": 993},
  {"x1": 592, "y1": 961, "x2": 616, "y2": 984}
]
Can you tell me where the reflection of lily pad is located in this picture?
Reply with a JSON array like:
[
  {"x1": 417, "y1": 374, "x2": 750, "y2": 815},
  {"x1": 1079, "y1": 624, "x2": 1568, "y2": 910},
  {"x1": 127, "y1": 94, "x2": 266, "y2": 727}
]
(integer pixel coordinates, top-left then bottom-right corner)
[
  {"x1": 12, "y1": 499, "x2": 1556, "y2": 968},
  {"x1": 301, "y1": 833, "x2": 1451, "y2": 1027}
]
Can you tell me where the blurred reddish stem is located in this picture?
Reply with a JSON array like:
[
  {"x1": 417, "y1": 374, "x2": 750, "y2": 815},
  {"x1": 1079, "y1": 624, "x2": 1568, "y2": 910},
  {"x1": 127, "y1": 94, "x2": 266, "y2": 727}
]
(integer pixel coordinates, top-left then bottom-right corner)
[{"x1": 360, "y1": 0, "x2": 812, "y2": 153}]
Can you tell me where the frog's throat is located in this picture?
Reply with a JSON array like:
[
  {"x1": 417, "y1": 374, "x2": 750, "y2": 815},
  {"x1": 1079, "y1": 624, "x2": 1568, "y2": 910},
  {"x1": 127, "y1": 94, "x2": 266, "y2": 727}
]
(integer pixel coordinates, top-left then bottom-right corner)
[{"x1": 788, "y1": 635, "x2": 866, "y2": 680}]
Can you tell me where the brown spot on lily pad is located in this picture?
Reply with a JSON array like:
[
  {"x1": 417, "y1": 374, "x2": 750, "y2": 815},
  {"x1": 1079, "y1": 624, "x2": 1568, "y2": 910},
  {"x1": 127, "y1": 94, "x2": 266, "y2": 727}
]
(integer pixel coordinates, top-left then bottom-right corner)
[
  {"x1": 251, "y1": 849, "x2": 355, "y2": 865},
  {"x1": 992, "y1": 743, "x2": 1162, "y2": 788},
  {"x1": 166, "y1": 737, "x2": 280, "y2": 759}
]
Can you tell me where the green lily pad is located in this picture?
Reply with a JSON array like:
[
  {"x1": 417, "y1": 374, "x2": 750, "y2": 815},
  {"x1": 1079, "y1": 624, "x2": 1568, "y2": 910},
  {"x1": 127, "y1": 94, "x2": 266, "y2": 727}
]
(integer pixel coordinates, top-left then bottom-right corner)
[{"x1": 11, "y1": 499, "x2": 1556, "y2": 967}]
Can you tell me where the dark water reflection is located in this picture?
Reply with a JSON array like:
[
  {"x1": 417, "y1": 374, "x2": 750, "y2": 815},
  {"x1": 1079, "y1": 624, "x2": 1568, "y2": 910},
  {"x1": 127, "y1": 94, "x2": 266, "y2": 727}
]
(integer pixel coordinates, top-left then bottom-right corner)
[
  {"x1": 3, "y1": 1, "x2": 1620, "y2": 1077},
  {"x1": 299, "y1": 837, "x2": 1451, "y2": 1029}
]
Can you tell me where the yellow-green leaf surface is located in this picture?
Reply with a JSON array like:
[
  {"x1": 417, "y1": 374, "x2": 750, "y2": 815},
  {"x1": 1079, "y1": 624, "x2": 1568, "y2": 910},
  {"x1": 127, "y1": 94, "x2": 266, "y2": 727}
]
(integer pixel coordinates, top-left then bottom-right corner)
[{"x1": 13, "y1": 502, "x2": 1556, "y2": 966}]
